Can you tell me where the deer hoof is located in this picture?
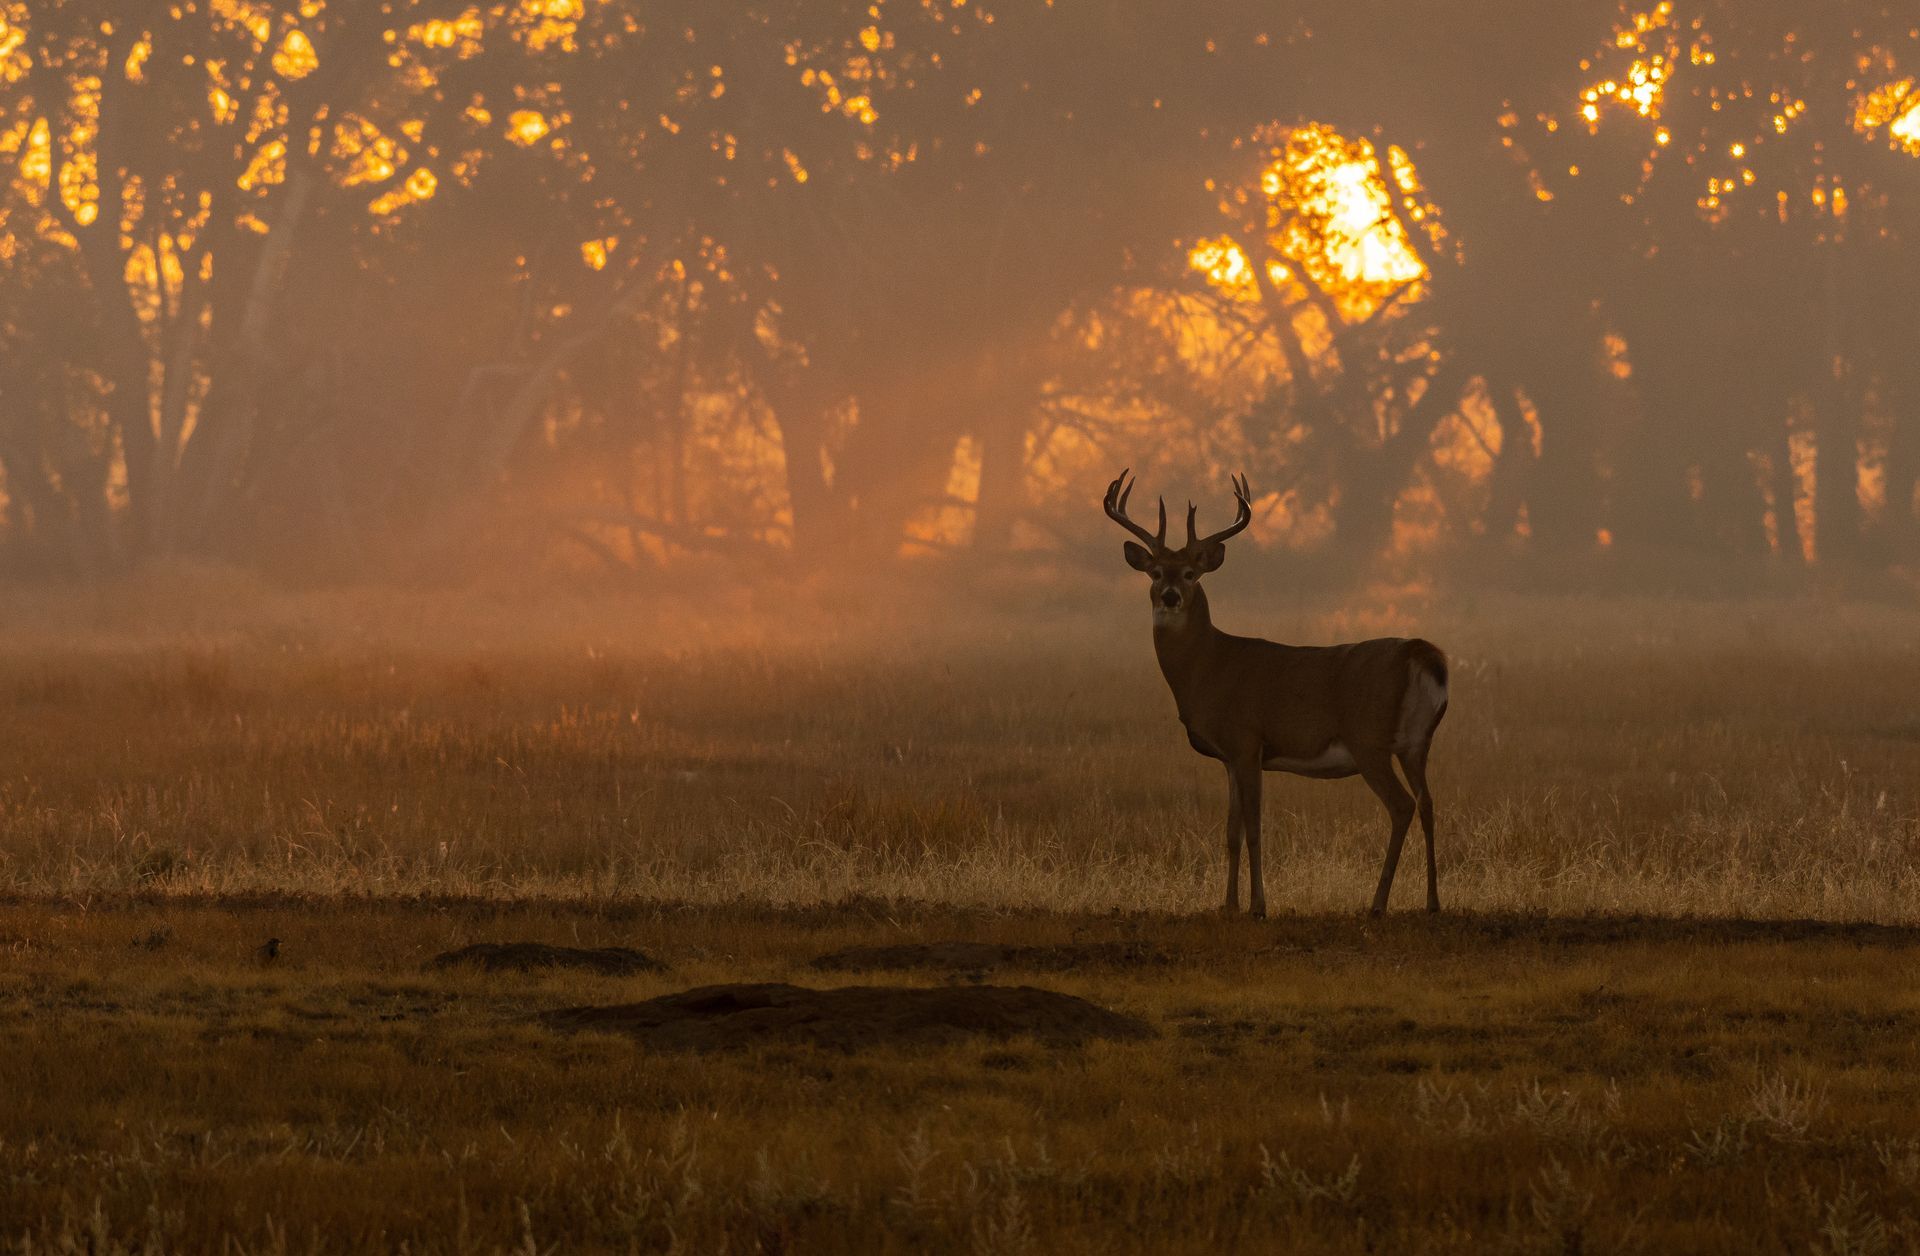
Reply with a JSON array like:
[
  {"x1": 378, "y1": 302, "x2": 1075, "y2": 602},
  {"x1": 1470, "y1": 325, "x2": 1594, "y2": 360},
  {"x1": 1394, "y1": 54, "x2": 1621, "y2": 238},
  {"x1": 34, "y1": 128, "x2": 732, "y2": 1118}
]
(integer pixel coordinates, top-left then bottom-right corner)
[{"x1": 1249, "y1": 903, "x2": 1267, "y2": 920}]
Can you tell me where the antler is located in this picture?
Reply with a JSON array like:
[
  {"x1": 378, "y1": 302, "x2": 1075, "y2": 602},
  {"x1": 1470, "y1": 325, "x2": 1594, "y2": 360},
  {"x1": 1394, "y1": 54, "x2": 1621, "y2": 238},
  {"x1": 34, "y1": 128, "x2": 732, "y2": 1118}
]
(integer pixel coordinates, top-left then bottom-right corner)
[
  {"x1": 1188, "y1": 473, "x2": 1253, "y2": 550},
  {"x1": 1103, "y1": 469, "x2": 1167, "y2": 550}
]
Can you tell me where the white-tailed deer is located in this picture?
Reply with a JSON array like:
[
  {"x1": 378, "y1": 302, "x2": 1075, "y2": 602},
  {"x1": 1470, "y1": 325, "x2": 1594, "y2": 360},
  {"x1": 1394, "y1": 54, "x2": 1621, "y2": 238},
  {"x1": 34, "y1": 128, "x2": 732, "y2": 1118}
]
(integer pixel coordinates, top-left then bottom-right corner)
[{"x1": 1103, "y1": 470, "x2": 1449, "y2": 917}]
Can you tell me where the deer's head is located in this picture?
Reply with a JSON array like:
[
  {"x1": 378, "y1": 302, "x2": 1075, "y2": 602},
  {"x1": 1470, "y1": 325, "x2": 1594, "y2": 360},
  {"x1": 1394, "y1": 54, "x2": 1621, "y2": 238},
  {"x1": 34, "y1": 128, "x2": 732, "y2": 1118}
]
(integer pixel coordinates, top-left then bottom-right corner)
[{"x1": 1103, "y1": 470, "x2": 1252, "y2": 625}]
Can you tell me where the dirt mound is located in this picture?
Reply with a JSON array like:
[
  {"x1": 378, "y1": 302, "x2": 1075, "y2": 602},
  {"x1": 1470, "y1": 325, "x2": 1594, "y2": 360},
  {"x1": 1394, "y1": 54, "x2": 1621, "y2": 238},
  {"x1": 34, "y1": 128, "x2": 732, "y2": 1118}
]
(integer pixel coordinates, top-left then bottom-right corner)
[
  {"x1": 431, "y1": 942, "x2": 664, "y2": 975},
  {"x1": 541, "y1": 982, "x2": 1155, "y2": 1052},
  {"x1": 808, "y1": 940, "x2": 1169, "y2": 974}
]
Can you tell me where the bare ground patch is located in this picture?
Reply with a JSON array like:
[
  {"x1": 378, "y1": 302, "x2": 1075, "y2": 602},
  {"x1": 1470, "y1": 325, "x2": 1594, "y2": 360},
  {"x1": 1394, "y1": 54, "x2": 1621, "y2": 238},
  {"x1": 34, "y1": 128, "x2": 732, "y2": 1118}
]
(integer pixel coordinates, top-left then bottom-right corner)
[
  {"x1": 540, "y1": 981, "x2": 1156, "y2": 1051},
  {"x1": 807, "y1": 939, "x2": 1171, "y2": 974},
  {"x1": 430, "y1": 941, "x2": 665, "y2": 975},
  {"x1": 9, "y1": 898, "x2": 1920, "y2": 1252}
]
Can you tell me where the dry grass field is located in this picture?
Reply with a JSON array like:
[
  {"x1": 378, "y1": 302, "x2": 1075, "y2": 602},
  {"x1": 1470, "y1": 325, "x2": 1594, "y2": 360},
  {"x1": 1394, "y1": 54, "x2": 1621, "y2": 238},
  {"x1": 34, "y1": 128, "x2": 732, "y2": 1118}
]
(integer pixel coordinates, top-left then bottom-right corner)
[{"x1": 3, "y1": 573, "x2": 1920, "y2": 1251}]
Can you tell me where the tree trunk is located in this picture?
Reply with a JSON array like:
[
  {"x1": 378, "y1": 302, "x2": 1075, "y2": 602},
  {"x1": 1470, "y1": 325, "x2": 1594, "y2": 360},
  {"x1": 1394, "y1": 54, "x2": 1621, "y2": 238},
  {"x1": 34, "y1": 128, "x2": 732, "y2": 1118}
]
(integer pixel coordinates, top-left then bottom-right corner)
[
  {"x1": 969, "y1": 355, "x2": 1046, "y2": 555},
  {"x1": 970, "y1": 419, "x2": 1027, "y2": 554},
  {"x1": 1521, "y1": 365, "x2": 1607, "y2": 552},
  {"x1": 0, "y1": 373, "x2": 96, "y2": 576},
  {"x1": 176, "y1": 170, "x2": 319, "y2": 555},
  {"x1": 1480, "y1": 381, "x2": 1532, "y2": 548},
  {"x1": 1812, "y1": 368, "x2": 1861, "y2": 569},
  {"x1": 834, "y1": 386, "x2": 967, "y2": 561},
  {"x1": 1332, "y1": 360, "x2": 1467, "y2": 558},
  {"x1": 1812, "y1": 249, "x2": 1861, "y2": 568},
  {"x1": 1880, "y1": 367, "x2": 1920, "y2": 563},
  {"x1": 1604, "y1": 316, "x2": 1697, "y2": 559},
  {"x1": 1771, "y1": 422, "x2": 1806, "y2": 566},
  {"x1": 758, "y1": 361, "x2": 849, "y2": 555},
  {"x1": 1698, "y1": 411, "x2": 1768, "y2": 558}
]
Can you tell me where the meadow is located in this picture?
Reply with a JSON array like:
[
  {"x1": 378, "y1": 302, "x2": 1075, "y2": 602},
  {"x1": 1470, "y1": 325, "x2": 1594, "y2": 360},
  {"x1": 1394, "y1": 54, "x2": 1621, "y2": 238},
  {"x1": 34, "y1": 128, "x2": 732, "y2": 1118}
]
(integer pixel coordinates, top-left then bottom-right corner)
[{"x1": 2, "y1": 571, "x2": 1919, "y2": 1251}]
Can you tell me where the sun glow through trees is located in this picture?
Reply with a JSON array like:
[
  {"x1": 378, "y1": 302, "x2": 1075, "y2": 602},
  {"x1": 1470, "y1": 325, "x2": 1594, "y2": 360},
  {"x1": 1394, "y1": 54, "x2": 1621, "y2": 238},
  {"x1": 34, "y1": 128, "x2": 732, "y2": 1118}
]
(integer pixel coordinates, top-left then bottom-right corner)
[
  {"x1": 0, "y1": 2, "x2": 1918, "y2": 572},
  {"x1": 1190, "y1": 123, "x2": 1429, "y2": 315}
]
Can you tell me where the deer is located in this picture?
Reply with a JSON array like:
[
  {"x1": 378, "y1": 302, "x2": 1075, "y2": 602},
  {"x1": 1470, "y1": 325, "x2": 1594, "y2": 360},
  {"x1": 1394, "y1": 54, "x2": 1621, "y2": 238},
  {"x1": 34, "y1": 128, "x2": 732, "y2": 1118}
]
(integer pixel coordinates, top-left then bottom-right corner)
[{"x1": 1102, "y1": 469, "x2": 1449, "y2": 918}]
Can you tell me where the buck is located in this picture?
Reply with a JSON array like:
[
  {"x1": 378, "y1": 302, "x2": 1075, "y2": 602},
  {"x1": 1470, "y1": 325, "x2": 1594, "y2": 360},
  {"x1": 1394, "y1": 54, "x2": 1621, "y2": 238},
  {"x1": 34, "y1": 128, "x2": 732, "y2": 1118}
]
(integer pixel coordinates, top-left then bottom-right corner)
[{"x1": 1103, "y1": 470, "x2": 1449, "y2": 918}]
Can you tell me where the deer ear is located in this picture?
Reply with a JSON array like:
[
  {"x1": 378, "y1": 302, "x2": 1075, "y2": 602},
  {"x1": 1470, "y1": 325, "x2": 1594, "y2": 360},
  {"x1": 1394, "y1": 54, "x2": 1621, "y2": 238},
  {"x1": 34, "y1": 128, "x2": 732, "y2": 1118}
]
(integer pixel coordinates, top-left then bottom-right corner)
[
  {"x1": 1123, "y1": 542, "x2": 1154, "y2": 572},
  {"x1": 1195, "y1": 543, "x2": 1227, "y2": 573}
]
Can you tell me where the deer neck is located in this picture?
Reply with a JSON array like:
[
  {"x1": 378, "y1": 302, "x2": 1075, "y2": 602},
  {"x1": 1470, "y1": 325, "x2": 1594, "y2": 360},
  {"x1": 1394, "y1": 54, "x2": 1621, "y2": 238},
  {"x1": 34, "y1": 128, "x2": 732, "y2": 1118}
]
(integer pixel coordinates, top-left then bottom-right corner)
[{"x1": 1151, "y1": 585, "x2": 1219, "y2": 692}]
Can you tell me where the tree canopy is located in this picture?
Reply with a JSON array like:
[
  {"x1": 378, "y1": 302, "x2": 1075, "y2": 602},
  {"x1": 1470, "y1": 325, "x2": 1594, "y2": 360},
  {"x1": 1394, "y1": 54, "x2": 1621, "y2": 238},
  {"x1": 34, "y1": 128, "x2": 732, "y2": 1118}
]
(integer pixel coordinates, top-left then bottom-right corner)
[{"x1": 0, "y1": 0, "x2": 1915, "y2": 583}]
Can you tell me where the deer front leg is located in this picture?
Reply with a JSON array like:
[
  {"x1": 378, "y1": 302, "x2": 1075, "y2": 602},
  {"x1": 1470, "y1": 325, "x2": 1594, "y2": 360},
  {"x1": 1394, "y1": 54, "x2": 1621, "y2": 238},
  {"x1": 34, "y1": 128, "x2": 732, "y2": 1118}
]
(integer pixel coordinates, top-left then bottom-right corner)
[
  {"x1": 1235, "y1": 760, "x2": 1266, "y2": 918},
  {"x1": 1222, "y1": 764, "x2": 1244, "y2": 913}
]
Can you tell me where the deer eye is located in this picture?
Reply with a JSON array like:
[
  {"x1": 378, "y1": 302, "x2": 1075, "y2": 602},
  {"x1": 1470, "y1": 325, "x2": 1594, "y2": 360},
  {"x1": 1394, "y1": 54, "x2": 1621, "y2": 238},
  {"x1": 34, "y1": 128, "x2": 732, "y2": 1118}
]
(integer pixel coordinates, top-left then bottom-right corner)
[
  {"x1": 1149, "y1": 568, "x2": 1163, "y2": 580},
  {"x1": 1183, "y1": 569, "x2": 1196, "y2": 580}
]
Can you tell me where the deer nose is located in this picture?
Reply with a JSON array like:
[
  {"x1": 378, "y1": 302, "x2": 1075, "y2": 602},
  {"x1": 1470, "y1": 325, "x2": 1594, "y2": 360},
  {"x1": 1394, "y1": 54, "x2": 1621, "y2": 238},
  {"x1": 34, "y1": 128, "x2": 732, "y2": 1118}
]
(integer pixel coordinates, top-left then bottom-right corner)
[{"x1": 1160, "y1": 588, "x2": 1182, "y2": 608}]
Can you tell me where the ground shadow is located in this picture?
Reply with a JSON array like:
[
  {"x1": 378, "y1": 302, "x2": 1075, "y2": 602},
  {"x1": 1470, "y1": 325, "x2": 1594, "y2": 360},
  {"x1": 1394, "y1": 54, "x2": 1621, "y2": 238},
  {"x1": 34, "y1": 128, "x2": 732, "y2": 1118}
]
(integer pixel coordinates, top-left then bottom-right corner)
[
  {"x1": 541, "y1": 982, "x2": 1156, "y2": 1052},
  {"x1": 431, "y1": 941, "x2": 665, "y2": 975}
]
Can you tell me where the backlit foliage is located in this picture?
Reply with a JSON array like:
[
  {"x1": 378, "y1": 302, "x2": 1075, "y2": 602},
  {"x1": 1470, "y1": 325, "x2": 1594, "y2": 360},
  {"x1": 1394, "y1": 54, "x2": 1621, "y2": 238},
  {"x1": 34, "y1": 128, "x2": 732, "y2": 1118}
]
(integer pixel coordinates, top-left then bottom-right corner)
[
  {"x1": 1187, "y1": 236, "x2": 1263, "y2": 303},
  {"x1": 1857, "y1": 78, "x2": 1920, "y2": 155},
  {"x1": 1583, "y1": 0, "x2": 1676, "y2": 125},
  {"x1": 1561, "y1": 5, "x2": 1920, "y2": 223},
  {"x1": 0, "y1": 9, "x2": 27, "y2": 85},
  {"x1": 1193, "y1": 123, "x2": 1430, "y2": 316},
  {"x1": 0, "y1": 0, "x2": 626, "y2": 270}
]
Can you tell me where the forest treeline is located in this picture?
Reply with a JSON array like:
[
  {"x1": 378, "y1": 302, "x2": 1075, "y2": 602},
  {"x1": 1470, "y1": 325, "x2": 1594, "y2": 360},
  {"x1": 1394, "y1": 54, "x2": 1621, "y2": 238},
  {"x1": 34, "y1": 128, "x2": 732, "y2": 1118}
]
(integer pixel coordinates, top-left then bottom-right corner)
[{"x1": 0, "y1": 0, "x2": 1915, "y2": 583}]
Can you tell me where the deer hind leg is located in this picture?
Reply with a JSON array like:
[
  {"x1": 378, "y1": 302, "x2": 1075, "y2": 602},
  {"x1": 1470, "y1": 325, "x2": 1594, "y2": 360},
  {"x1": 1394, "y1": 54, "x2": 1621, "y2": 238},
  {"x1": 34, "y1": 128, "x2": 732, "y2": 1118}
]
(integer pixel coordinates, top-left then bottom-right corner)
[
  {"x1": 1398, "y1": 748, "x2": 1439, "y2": 913},
  {"x1": 1357, "y1": 751, "x2": 1416, "y2": 917},
  {"x1": 1223, "y1": 764, "x2": 1245, "y2": 913},
  {"x1": 1236, "y1": 761, "x2": 1267, "y2": 918}
]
